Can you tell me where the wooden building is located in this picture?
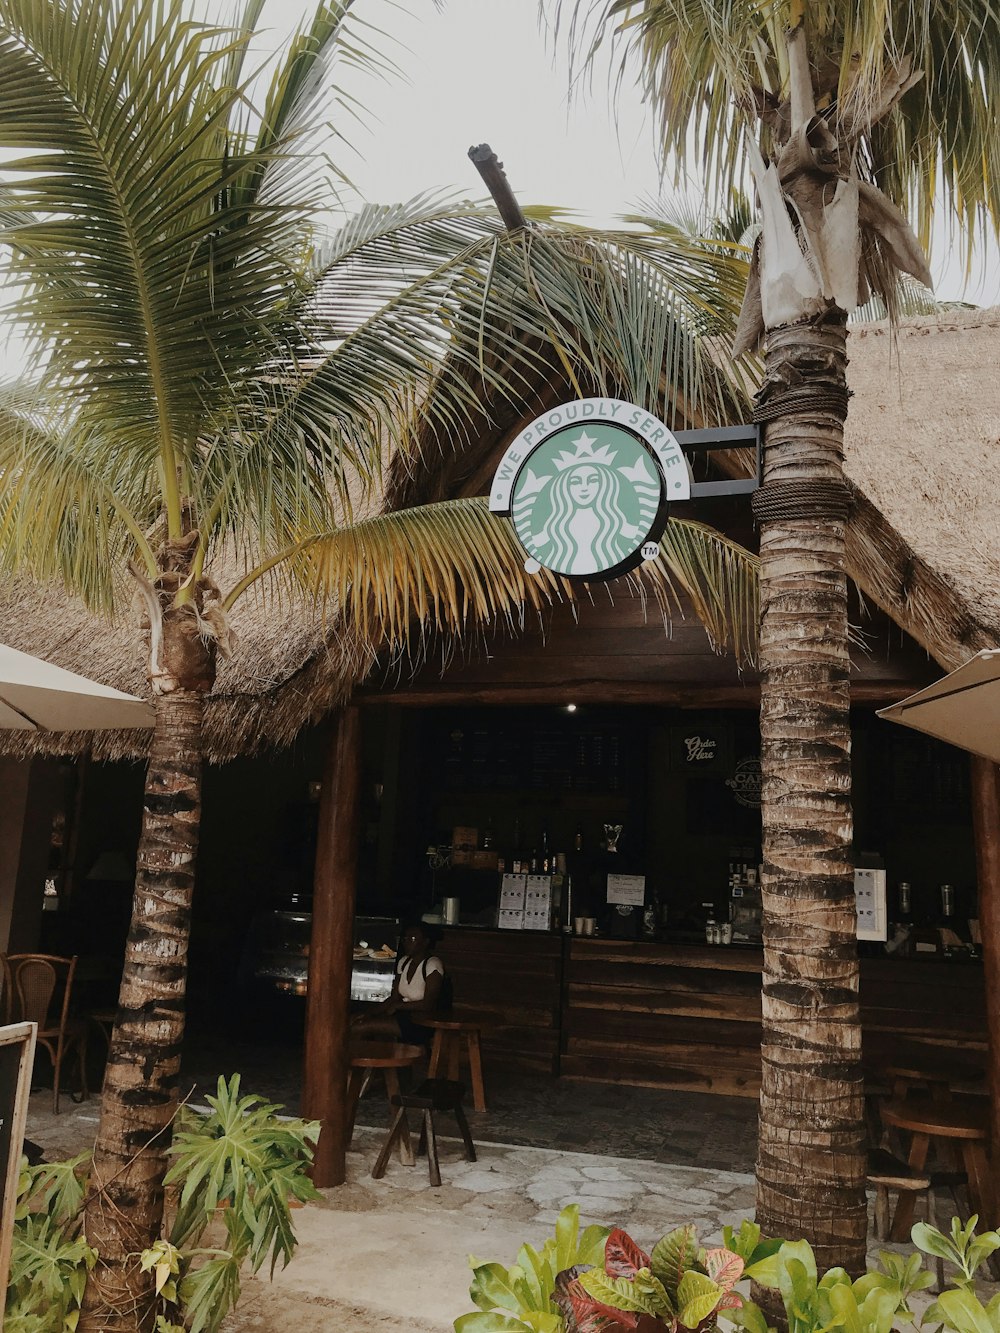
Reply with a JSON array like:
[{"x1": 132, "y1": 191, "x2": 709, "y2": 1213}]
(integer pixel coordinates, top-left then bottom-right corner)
[{"x1": 1, "y1": 309, "x2": 999, "y2": 1185}]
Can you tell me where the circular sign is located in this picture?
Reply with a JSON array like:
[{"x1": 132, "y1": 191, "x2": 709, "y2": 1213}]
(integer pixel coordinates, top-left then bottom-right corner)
[{"x1": 490, "y1": 399, "x2": 689, "y2": 581}]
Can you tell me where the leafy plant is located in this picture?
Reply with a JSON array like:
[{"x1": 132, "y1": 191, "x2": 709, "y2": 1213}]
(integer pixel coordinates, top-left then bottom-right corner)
[
  {"x1": 456, "y1": 1204, "x2": 610, "y2": 1331},
  {"x1": 456, "y1": 1211, "x2": 1000, "y2": 1333},
  {"x1": 913, "y1": 1218, "x2": 1000, "y2": 1333},
  {"x1": 732, "y1": 1237, "x2": 933, "y2": 1333},
  {"x1": 563, "y1": 1224, "x2": 746, "y2": 1332},
  {"x1": 4, "y1": 1077, "x2": 317, "y2": 1333},
  {"x1": 457, "y1": 1214, "x2": 752, "y2": 1333},
  {"x1": 5, "y1": 1153, "x2": 95, "y2": 1333}
]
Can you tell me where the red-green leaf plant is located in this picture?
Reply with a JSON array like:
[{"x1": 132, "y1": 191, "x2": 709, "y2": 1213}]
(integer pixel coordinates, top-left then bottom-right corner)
[{"x1": 456, "y1": 1212, "x2": 770, "y2": 1333}]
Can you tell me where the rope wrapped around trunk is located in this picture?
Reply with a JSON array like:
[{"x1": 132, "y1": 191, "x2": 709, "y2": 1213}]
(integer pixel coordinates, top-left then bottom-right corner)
[
  {"x1": 750, "y1": 381, "x2": 854, "y2": 521},
  {"x1": 752, "y1": 383, "x2": 852, "y2": 424},
  {"x1": 751, "y1": 478, "x2": 854, "y2": 522}
]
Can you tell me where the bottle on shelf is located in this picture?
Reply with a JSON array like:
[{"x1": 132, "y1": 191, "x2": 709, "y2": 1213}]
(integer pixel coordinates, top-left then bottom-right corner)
[
  {"x1": 512, "y1": 816, "x2": 524, "y2": 874},
  {"x1": 529, "y1": 845, "x2": 540, "y2": 874},
  {"x1": 541, "y1": 826, "x2": 550, "y2": 874},
  {"x1": 574, "y1": 825, "x2": 584, "y2": 853},
  {"x1": 703, "y1": 901, "x2": 718, "y2": 945},
  {"x1": 897, "y1": 880, "x2": 912, "y2": 923}
]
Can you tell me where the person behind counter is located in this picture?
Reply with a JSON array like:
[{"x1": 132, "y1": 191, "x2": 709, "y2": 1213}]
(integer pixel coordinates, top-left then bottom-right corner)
[{"x1": 352, "y1": 920, "x2": 446, "y2": 1045}]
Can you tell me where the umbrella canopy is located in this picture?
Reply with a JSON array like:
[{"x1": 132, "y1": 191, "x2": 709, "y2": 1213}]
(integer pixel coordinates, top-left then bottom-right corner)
[
  {"x1": 0, "y1": 642, "x2": 154, "y2": 731},
  {"x1": 878, "y1": 650, "x2": 1000, "y2": 763}
]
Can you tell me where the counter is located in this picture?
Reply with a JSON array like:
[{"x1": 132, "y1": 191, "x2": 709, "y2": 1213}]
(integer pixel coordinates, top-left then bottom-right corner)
[{"x1": 438, "y1": 929, "x2": 987, "y2": 1094}]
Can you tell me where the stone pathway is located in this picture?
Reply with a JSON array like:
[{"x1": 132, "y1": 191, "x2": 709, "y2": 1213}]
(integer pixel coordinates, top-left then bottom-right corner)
[{"x1": 21, "y1": 1092, "x2": 997, "y2": 1332}]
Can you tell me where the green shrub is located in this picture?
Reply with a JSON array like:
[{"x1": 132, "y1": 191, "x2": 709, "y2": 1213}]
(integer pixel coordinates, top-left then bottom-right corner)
[{"x1": 4, "y1": 1075, "x2": 319, "y2": 1333}]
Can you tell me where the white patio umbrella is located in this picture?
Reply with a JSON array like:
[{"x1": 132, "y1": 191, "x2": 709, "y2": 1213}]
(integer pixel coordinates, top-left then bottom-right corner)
[
  {"x1": 877, "y1": 649, "x2": 1000, "y2": 763},
  {"x1": 0, "y1": 642, "x2": 154, "y2": 731}
]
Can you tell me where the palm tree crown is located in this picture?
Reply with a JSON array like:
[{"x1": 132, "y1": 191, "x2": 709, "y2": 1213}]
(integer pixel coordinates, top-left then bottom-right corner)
[{"x1": 562, "y1": 0, "x2": 1000, "y2": 255}]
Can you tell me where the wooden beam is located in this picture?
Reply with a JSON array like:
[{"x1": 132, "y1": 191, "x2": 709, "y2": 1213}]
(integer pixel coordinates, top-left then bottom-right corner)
[
  {"x1": 354, "y1": 680, "x2": 921, "y2": 708},
  {"x1": 970, "y1": 755, "x2": 1000, "y2": 1186},
  {"x1": 302, "y1": 706, "x2": 361, "y2": 1187}
]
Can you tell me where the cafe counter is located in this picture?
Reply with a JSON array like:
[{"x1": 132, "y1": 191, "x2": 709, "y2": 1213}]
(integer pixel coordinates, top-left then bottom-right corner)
[{"x1": 439, "y1": 928, "x2": 987, "y2": 1094}]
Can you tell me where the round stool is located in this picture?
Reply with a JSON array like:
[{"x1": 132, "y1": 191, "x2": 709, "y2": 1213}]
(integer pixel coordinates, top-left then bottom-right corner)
[
  {"x1": 425, "y1": 1018, "x2": 486, "y2": 1112},
  {"x1": 880, "y1": 1095, "x2": 992, "y2": 1242},
  {"x1": 347, "y1": 1041, "x2": 423, "y2": 1164}
]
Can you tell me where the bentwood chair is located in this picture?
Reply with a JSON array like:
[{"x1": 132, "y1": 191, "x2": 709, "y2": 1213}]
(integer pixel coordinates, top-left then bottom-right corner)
[{"x1": 2, "y1": 953, "x2": 88, "y2": 1113}]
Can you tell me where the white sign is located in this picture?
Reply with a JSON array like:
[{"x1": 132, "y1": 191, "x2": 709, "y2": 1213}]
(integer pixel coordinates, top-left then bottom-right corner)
[
  {"x1": 489, "y1": 397, "x2": 689, "y2": 582},
  {"x1": 499, "y1": 874, "x2": 527, "y2": 909},
  {"x1": 606, "y1": 874, "x2": 646, "y2": 906},
  {"x1": 855, "y1": 868, "x2": 887, "y2": 942}
]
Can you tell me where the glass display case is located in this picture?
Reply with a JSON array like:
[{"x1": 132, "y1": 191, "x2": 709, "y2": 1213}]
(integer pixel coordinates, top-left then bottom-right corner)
[{"x1": 242, "y1": 909, "x2": 399, "y2": 1003}]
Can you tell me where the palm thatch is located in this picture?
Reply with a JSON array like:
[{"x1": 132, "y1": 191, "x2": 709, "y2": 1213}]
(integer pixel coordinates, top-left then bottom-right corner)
[{"x1": 2, "y1": 306, "x2": 998, "y2": 759}]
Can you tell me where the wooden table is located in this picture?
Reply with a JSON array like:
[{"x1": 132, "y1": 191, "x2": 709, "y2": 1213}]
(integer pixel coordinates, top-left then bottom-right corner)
[
  {"x1": 881, "y1": 1096, "x2": 992, "y2": 1241},
  {"x1": 347, "y1": 1042, "x2": 423, "y2": 1165},
  {"x1": 882, "y1": 1044, "x2": 985, "y2": 1102}
]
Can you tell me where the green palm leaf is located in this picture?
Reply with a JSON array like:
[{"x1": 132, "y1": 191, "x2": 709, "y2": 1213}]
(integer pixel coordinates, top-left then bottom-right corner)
[
  {"x1": 281, "y1": 498, "x2": 758, "y2": 670},
  {"x1": 558, "y1": 0, "x2": 1000, "y2": 256}
]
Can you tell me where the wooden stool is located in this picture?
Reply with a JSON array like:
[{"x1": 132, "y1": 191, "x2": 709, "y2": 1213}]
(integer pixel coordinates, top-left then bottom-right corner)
[
  {"x1": 425, "y1": 1018, "x2": 486, "y2": 1112},
  {"x1": 371, "y1": 1078, "x2": 476, "y2": 1186},
  {"x1": 881, "y1": 1096, "x2": 993, "y2": 1242},
  {"x1": 347, "y1": 1042, "x2": 424, "y2": 1165}
]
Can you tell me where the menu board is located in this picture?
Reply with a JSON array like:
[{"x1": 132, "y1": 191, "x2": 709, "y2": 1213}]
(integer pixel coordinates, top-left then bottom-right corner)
[{"x1": 607, "y1": 873, "x2": 645, "y2": 906}]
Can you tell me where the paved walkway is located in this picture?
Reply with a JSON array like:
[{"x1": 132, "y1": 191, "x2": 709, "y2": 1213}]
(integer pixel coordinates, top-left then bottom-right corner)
[{"x1": 22, "y1": 1092, "x2": 996, "y2": 1332}]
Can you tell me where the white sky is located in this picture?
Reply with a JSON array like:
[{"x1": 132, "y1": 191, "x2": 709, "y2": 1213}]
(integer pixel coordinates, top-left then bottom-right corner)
[
  {"x1": 2, "y1": 0, "x2": 997, "y2": 382},
  {"x1": 311, "y1": 0, "x2": 1000, "y2": 305}
]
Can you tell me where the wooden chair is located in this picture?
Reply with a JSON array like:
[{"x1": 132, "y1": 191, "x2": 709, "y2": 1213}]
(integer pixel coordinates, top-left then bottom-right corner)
[
  {"x1": 371, "y1": 1078, "x2": 476, "y2": 1186},
  {"x1": 3, "y1": 954, "x2": 88, "y2": 1113}
]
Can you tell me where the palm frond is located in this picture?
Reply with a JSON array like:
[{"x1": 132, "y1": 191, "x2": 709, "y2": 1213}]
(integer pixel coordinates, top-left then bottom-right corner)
[
  {"x1": 557, "y1": 0, "x2": 1000, "y2": 259},
  {"x1": 0, "y1": 384, "x2": 157, "y2": 608},
  {"x1": 251, "y1": 206, "x2": 753, "y2": 523},
  {"x1": 274, "y1": 498, "x2": 758, "y2": 669}
]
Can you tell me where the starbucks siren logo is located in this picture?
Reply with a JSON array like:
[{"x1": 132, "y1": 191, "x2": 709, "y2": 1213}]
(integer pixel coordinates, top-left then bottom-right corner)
[{"x1": 490, "y1": 398, "x2": 690, "y2": 580}]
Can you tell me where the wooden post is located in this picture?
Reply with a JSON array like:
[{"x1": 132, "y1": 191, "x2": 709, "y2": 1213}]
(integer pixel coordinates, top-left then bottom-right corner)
[
  {"x1": 970, "y1": 755, "x2": 1000, "y2": 1176},
  {"x1": 302, "y1": 706, "x2": 361, "y2": 1187},
  {"x1": 468, "y1": 144, "x2": 528, "y2": 231}
]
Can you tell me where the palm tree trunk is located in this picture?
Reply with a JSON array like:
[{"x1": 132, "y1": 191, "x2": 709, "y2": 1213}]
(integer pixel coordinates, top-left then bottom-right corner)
[
  {"x1": 81, "y1": 685, "x2": 206, "y2": 1331},
  {"x1": 753, "y1": 313, "x2": 867, "y2": 1274}
]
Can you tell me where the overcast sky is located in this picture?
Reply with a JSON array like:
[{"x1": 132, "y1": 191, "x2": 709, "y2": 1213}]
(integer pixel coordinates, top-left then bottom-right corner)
[
  {"x1": 299, "y1": 0, "x2": 1000, "y2": 305},
  {"x1": 3, "y1": 0, "x2": 997, "y2": 379}
]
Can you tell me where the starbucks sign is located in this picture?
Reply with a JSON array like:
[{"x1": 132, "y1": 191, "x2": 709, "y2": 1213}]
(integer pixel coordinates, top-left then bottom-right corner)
[{"x1": 489, "y1": 398, "x2": 690, "y2": 580}]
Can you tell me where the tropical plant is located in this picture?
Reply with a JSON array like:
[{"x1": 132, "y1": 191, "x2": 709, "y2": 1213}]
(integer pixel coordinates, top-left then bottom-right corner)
[
  {"x1": 0, "y1": 0, "x2": 762, "y2": 1326},
  {"x1": 4, "y1": 1077, "x2": 318, "y2": 1333},
  {"x1": 5, "y1": 1154, "x2": 95, "y2": 1333},
  {"x1": 456, "y1": 1212, "x2": 780, "y2": 1333},
  {"x1": 556, "y1": 0, "x2": 1000, "y2": 1272},
  {"x1": 458, "y1": 1204, "x2": 611, "y2": 1331},
  {"x1": 732, "y1": 1238, "x2": 932, "y2": 1333},
  {"x1": 457, "y1": 1210, "x2": 1000, "y2": 1333}
]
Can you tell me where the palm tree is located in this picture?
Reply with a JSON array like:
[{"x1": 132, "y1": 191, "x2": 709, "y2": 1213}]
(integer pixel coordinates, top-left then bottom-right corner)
[
  {"x1": 559, "y1": 0, "x2": 1000, "y2": 1272},
  {"x1": 0, "y1": 0, "x2": 757, "y2": 1324}
]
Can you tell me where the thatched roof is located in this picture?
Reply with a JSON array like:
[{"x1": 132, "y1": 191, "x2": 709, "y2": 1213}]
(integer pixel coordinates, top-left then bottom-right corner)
[{"x1": 2, "y1": 307, "x2": 998, "y2": 761}]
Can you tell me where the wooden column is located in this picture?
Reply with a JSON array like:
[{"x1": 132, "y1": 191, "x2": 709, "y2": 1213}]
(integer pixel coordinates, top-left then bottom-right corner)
[
  {"x1": 970, "y1": 755, "x2": 1000, "y2": 1176},
  {"x1": 302, "y1": 706, "x2": 361, "y2": 1187}
]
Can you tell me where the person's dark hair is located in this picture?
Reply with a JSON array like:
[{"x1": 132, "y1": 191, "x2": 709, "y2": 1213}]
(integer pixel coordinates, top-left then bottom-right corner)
[{"x1": 399, "y1": 918, "x2": 441, "y2": 947}]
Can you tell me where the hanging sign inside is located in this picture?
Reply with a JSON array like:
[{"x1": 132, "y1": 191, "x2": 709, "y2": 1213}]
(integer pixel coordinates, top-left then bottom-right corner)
[{"x1": 489, "y1": 398, "x2": 690, "y2": 581}]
